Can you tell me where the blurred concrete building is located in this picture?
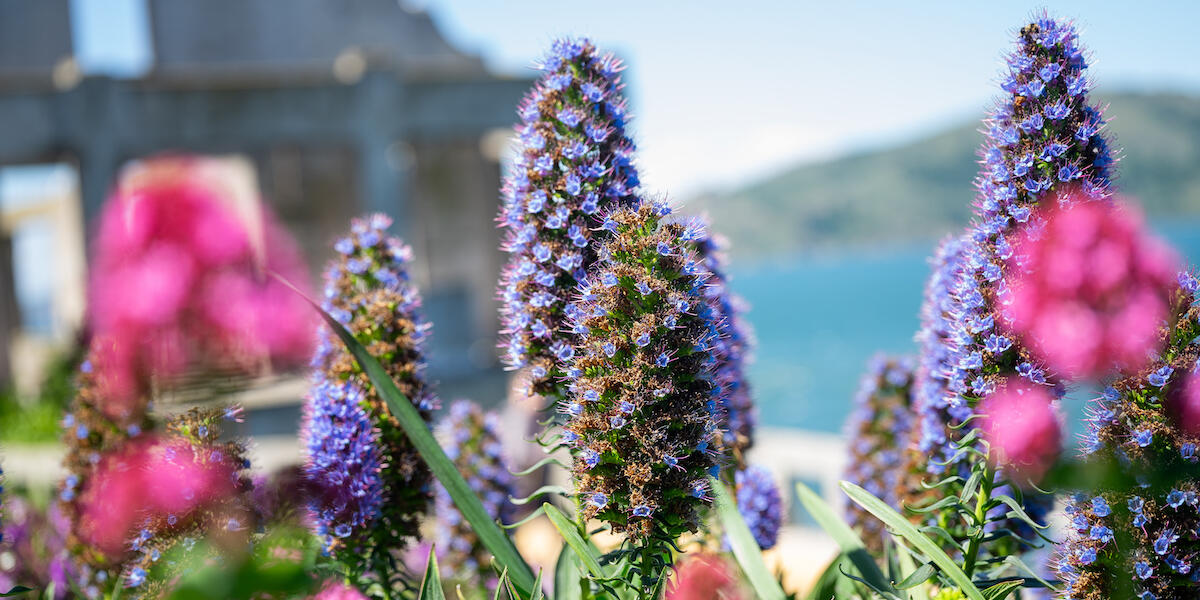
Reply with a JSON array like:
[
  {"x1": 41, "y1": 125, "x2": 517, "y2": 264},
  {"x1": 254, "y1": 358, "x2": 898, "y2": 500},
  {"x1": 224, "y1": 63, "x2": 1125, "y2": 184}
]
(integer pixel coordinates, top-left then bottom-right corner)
[{"x1": 0, "y1": 0, "x2": 531, "y2": 411}]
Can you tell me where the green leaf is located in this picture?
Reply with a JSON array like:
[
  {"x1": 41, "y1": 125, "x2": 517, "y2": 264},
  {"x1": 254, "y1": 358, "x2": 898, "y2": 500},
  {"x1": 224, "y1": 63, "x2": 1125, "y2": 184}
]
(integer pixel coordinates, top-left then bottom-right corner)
[
  {"x1": 1, "y1": 587, "x2": 33, "y2": 598},
  {"x1": 291, "y1": 279, "x2": 538, "y2": 596},
  {"x1": 980, "y1": 581, "x2": 1023, "y2": 600},
  {"x1": 804, "y1": 556, "x2": 858, "y2": 600},
  {"x1": 510, "y1": 456, "x2": 567, "y2": 477},
  {"x1": 1001, "y1": 556, "x2": 1059, "y2": 595},
  {"x1": 530, "y1": 569, "x2": 545, "y2": 600},
  {"x1": 420, "y1": 547, "x2": 447, "y2": 600},
  {"x1": 494, "y1": 568, "x2": 510, "y2": 600},
  {"x1": 841, "y1": 481, "x2": 984, "y2": 600},
  {"x1": 502, "y1": 505, "x2": 548, "y2": 530},
  {"x1": 553, "y1": 542, "x2": 583, "y2": 600},
  {"x1": 794, "y1": 482, "x2": 900, "y2": 599},
  {"x1": 989, "y1": 494, "x2": 1048, "y2": 531},
  {"x1": 711, "y1": 477, "x2": 787, "y2": 600},
  {"x1": 891, "y1": 538, "x2": 931, "y2": 600},
  {"x1": 893, "y1": 564, "x2": 935, "y2": 589},
  {"x1": 542, "y1": 503, "x2": 608, "y2": 580},
  {"x1": 110, "y1": 575, "x2": 125, "y2": 600},
  {"x1": 511, "y1": 485, "x2": 570, "y2": 505}
]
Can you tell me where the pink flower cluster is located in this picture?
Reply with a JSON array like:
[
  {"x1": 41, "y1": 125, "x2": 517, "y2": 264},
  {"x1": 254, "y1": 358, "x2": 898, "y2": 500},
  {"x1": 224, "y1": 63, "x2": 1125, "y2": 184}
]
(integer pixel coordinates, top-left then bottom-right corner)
[
  {"x1": 88, "y1": 157, "x2": 315, "y2": 418},
  {"x1": 77, "y1": 436, "x2": 237, "y2": 555},
  {"x1": 664, "y1": 554, "x2": 745, "y2": 600},
  {"x1": 979, "y1": 378, "x2": 1062, "y2": 483},
  {"x1": 1004, "y1": 191, "x2": 1179, "y2": 380},
  {"x1": 310, "y1": 581, "x2": 368, "y2": 600}
]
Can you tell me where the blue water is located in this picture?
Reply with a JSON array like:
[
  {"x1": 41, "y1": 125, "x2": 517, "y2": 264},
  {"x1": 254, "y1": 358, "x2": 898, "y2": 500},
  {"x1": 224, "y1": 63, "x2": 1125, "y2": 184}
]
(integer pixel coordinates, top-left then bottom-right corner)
[{"x1": 731, "y1": 218, "x2": 1200, "y2": 438}]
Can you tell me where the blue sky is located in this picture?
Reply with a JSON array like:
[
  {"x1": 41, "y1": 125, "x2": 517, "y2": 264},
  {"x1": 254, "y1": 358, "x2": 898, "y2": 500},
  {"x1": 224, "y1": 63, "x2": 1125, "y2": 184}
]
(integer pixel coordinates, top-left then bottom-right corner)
[{"x1": 66, "y1": 0, "x2": 1200, "y2": 198}]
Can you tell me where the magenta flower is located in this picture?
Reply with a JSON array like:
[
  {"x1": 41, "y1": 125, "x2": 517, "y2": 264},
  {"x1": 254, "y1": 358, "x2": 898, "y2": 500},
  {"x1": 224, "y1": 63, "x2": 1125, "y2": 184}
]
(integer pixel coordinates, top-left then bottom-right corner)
[
  {"x1": 311, "y1": 581, "x2": 368, "y2": 600},
  {"x1": 979, "y1": 379, "x2": 1062, "y2": 483},
  {"x1": 664, "y1": 554, "x2": 745, "y2": 600},
  {"x1": 76, "y1": 436, "x2": 237, "y2": 556},
  {"x1": 1003, "y1": 191, "x2": 1178, "y2": 379},
  {"x1": 88, "y1": 156, "x2": 315, "y2": 418}
]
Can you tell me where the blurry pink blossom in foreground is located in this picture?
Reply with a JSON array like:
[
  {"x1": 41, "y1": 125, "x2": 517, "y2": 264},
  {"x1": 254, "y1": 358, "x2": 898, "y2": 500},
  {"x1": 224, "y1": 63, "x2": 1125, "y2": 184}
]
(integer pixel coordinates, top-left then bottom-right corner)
[
  {"x1": 979, "y1": 379, "x2": 1062, "y2": 483},
  {"x1": 77, "y1": 436, "x2": 236, "y2": 555},
  {"x1": 1003, "y1": 191, "x2": 1179, "y2": 380},
  {"x1": 311, "y1": 581, "x2": 368, "y2": 600},
  {"x1": 88, "y1": 156, "x2": 315, "y2": 418},
  {"x1": 664, "y1": 553, "x2": 745, "y2": 600}
]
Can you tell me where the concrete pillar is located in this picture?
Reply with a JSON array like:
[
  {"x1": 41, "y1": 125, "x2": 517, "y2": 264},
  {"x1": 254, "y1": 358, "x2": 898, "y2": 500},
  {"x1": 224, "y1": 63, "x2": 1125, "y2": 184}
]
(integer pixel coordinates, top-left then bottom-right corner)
[
  {"x1": 0, "y1": 233, "x2": 17, "y2": 387},
  {"x1": 352, "y1": 71, "x2": 408, "y2": 235}
]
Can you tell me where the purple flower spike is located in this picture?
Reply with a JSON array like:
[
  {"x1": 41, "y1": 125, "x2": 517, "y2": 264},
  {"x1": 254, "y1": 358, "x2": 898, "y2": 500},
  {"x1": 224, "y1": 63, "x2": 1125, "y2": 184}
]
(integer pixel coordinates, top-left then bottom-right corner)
[
  {"x1": 303, "y1": 214, "x2": 436, "y2": 568},
  {"x1": 498, "y1": 38, "x2": 642, "y2": 400}
]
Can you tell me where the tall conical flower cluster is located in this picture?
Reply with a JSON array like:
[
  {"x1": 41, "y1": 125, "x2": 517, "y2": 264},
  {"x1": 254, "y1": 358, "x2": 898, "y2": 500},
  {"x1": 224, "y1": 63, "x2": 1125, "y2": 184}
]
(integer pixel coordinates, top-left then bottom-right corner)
[
  {"x1": 563, "y1": 201, "x2": 721, "y2": 543},
  {"x1": 432, "y1": 401, "x2": 517, "y2": 588},
  {"x1": 693, "y1": 222, "x2": 757, "y2": 467},
  {"x1": 58, "y1": 344, "x2": 154, "y2": 595},
  {"x1": 844, "y1": 355, "x2": 914, "y2": 552},
  {"x1": 899, "y1": 15, "x2": 1113, "y2": 554},
  {"x1": 953, "y1": 14, "x2": 1113, "y2": 411},
  {"x1": 497, "y1": 37, "x2": 642, "y2": 399},
  {"x1": 303, "y1": 214, "x2": 436, "y2": 569},
  {"x1": 1055, "y1": 285, "x2": 1200, "y2": 600}
]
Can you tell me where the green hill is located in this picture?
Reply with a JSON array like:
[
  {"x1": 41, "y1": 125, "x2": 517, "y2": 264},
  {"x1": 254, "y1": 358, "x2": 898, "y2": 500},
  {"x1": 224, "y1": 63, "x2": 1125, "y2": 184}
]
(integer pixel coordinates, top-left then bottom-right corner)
[{"x1": 689, "y1": 92, "x2": 1200, "y2": 259}]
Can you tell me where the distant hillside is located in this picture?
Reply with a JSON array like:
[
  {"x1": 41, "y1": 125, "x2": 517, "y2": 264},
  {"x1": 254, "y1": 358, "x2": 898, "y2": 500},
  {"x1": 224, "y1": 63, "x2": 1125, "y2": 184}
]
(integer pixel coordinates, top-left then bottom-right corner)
[{"x1": 689, "y1": 92, "x2": 1200, "y2": 259}]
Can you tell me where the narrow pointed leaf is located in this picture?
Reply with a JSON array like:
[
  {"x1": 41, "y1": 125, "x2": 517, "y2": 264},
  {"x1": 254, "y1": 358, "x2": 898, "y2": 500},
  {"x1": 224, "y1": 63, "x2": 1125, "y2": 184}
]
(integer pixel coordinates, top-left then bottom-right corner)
[
  {"x1": 892, "y1": 538, "x2": 932, "y2": 600},
  {"x1": 980, "y1": 580, "x2": 1023, "y2": 600},
  {"x1": 841, "y1": 481, "x2": 984, "y2": 600},
  {"x1": 419, "y1": 548, "x2": 447, "y2": 600},
  {"x1": 542, "y1": 503, "x2": 607, "y2": 580},
  {"x1": 511, "y1": 486, "x2": 569, "y2": 506},
  {"x1": 530, "y1": 569, "x2": 545, "y2": 600},
  {"x1": 795, "y1": 482, "x2": 900, "y2": 599},
  {"x1": 1002, "y1": 556, "x2": 1059, "y2": 594},
  {"x1": 711, "y1": 477, "x2": 787, "y2": 600},
  {"x1": 494, "y1": 568, "x2": 510, "y2": 600},
  {"x1": 502, "y1": 505, "x2": 547, "y2": 530},
  {"x1": 893, "y1": 563, "x2": 936, "y2": 589},
  {"x1": 510, "y1": 456, "x2": 567, "y2": 477},
  {"x1": 554, "y1": 543, "x2": 583, "y2": 600},
  {"x1": 287, "y1": 277, "x2": 538, "y2": 595},
  {"x1": 2, "y1": 587, "x2": 33, "y2": 598}
]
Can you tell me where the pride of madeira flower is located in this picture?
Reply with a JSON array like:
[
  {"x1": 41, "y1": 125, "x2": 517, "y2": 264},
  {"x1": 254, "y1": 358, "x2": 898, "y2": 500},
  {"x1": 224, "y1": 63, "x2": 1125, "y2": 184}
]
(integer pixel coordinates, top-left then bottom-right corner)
[
  {"x1": 303, "y1": 214, "x2": 436, "y2": 575},
  {"x1": 497, "y1": 37, "x2": 642, "y2": 400},
  {"x1": 562, "y1": 201, "x2": 721, "y2": 576}
]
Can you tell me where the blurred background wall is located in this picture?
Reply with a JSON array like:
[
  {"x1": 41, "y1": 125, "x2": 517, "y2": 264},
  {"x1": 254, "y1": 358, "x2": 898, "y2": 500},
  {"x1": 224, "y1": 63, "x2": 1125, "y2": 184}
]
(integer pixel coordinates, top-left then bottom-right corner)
[{"x1": 0, "y1": 0, "x2": 534, "y2": 424}]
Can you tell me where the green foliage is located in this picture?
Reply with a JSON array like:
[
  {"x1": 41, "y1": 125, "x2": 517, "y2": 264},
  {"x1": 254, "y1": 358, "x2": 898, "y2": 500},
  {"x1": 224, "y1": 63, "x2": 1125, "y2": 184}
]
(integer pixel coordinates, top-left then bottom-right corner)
[
  {"x1": 162, "y1": 528, "x2": 319, "y2": 600},
  {"x1": 711, "y1": 477, "x2": 787, "y2": 600},
  {"x1": 419, "y1": 548, "x2": 447, "y2": 600},
  {"x1": 841, "y1": 482, "x2": 983, "y2": 600},
  {"x1": 0, "y1": 349, "x2": 79, "y2": 444},
  {"x1": 794, "y1": 482, "x2": 897, "y2": 598}
]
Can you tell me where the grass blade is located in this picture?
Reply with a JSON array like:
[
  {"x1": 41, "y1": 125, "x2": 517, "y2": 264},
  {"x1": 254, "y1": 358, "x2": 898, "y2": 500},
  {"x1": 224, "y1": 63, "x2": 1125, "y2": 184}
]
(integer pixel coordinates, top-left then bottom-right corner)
[
  {"x1": 710, "y1": 477, "x2": 787, "y2": 600},
  {"x1": 795, "y1": 482, "x2": 901, "y2": 599},
  {"x1": 290, "y1": 278, "x2": 537, "y2": 595},
  {"x1": 553, "y1": 542, "x2": 584, "y2": 600},
  {"x1": 542, "y1": 503, "x2": 607, "y2": 580},
  {"x1": 841, "y1": 481, "x2": 984, "y2": 600}
]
